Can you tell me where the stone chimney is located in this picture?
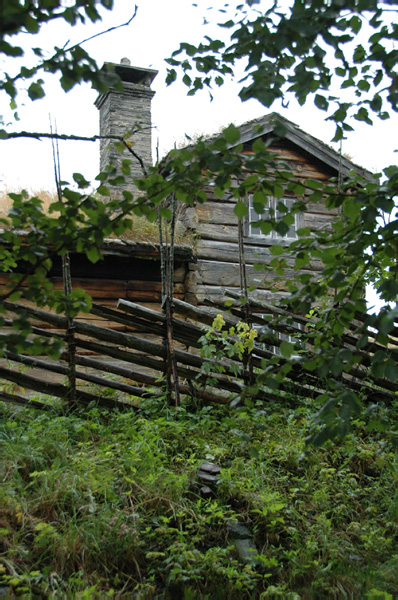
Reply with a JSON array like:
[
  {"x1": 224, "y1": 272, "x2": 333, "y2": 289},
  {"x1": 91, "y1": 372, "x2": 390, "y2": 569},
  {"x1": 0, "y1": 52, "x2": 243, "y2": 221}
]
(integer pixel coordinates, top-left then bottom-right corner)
[{"x1": 95, "y1": 59, "x2": 158, "y2": 186}]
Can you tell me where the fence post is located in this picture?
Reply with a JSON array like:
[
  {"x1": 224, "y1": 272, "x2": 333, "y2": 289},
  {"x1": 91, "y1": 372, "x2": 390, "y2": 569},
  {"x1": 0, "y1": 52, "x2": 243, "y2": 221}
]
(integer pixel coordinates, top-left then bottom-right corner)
[
  {"x1": 62, "y1": 253, "x2": 77, "y2": 407},
  {"x1": 238, "y1": 219, "x2": 254, "y2": 386}
]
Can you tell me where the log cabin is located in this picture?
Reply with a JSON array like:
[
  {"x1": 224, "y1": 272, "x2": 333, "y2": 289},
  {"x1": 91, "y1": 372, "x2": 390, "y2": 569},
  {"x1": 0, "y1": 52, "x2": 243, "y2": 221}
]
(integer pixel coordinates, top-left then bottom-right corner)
[
  {"x1": 1, "y1": 59, "x2": 373, "y2": 330},
  {"x1": 178, "y1": 111, "x2": 372, "y2": 306},
  {"x1": 93, "y1": 59, "x2": 372, "y2": 310},
  {"x1": 0, "y1": 60, "x2": 376, "y2": 394}
]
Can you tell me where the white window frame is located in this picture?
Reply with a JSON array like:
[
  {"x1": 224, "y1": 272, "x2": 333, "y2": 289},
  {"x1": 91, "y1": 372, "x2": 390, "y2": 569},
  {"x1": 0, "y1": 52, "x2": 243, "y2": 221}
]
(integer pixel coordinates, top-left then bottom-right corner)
[
  {"x1": 252, "y1": 315, "x2": 302, "y2": 357},
  {"x1": 248, "y1": 195, "x2": 298, "y2": 240}
]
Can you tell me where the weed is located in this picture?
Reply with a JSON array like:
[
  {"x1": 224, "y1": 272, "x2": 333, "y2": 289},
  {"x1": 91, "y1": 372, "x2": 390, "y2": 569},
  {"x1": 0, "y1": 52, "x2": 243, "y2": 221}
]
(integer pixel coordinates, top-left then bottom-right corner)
[{"x1": 1, "y1": 398, "x2": 398, "y2": 597}]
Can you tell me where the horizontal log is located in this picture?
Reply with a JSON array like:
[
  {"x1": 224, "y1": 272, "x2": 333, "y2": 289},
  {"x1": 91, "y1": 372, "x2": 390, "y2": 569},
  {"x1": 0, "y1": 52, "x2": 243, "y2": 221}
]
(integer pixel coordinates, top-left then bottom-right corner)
[
  {"x1": 74, "y1": 351, "x2": 236, "y2": 404},
  {"x1": 0, "y1": 365, "x2": 131, "y2": 409},
  {"x1": 188, "y1": 286, "x2": 289, "y2": 305},
  {"x1": 304, "y1": 202, "x2": 339, "y2": 216},
  {"x1": 303, "y1": 213, "x2": 334, "y2": 231},
  {"x1": 224, "y1": 291, "x2": 311, "y2": 326},
  {"x1": 117, "y1": 299, "x2": 166, "y2": 323},
  {"x1": 73, "y1": 338, "x2": 243, "y2": 397},
  {"x1": 0, "y1": 390, "x2": 58, "y2": 412},
  {"x1": 173, "y1": 298, "x2": 239, "y2": 327},
  {"x1": 91, "y1": 304, "x2": 165, "y2": 336},
  {"x1": 196, "y1": 201, "x2": 337, "y2": 230},
  {"x1": 196, "y1": 203, "x2": 239, "y2": 226},
  {"x1": 195, "y1": 239, "x2": 323, "y2": 270},
  {"x1": 3, "y1": 351, "x2": 152, "y2": 399},
  {"x1": 0, "y1": 275, "x2": 186, "y2": 303},
  {"x1": 71, "y1": 317, "x2": 240, "y2": 376},
  {"x1": 189, "y1": 260, "x2": 314, "y2": 289},
  {"x1": 116, "y1": 299, "x2": 207, "y2": 350},
  {"x1": 73, "y1": 338, "x2": 166, "y2": 373},
  {"x1": 198, "y1": 223, "x2": 239, "y2": 240},
  {"x1": 73, "y1": 354, "x2": 161, "y2": 387}
]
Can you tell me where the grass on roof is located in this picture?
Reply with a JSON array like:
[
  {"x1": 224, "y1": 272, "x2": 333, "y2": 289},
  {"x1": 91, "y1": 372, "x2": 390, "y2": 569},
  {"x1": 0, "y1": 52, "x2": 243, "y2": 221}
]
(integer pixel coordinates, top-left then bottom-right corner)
[{"x1": 0, "y1": 189, "x2": 194, "y2": 247}]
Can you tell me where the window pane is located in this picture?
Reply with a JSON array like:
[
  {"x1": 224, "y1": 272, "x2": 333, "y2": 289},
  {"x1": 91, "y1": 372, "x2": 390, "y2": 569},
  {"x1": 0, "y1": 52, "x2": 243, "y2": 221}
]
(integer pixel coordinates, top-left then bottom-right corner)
[
  {"x1": 248, "y1": 194, "x2": 271, "y2": 237},
  {"x1": 276, "y1": 197, "x2": 297, "y2": 239}
]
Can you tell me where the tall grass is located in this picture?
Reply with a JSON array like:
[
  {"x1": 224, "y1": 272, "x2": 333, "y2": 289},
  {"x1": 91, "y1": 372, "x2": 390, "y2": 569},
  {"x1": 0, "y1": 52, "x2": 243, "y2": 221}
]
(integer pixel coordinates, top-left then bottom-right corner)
[{"x1": 0, "y1": 189, "x2": 58, "y2": 223}]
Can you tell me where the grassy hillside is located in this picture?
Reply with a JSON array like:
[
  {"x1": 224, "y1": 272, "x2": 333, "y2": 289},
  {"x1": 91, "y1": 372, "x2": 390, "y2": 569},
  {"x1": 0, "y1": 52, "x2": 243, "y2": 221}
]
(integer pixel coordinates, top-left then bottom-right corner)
[{"x1": 1, "y1": 394, "x2": 397, "y2": 599}]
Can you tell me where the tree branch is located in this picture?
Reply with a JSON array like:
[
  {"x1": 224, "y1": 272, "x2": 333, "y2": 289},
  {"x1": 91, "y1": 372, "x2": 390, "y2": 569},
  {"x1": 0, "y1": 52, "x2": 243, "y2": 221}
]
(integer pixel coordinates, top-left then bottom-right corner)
[
  {"x1": 62, "y1": 5, "x2": 138, "y2": 52},
  {"x1": 1, "y1": 130, "x2": 150, "y2": 176},
  {"x1": 3, "y1": 7, "x2": 139, "y2": 89}
]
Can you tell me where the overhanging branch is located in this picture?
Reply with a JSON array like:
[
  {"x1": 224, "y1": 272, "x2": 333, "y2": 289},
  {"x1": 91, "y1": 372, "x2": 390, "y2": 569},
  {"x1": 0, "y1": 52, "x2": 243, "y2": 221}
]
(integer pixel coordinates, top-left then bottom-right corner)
[{"x1": 2, "y1": 130, "x2": 150, "y2": 176}]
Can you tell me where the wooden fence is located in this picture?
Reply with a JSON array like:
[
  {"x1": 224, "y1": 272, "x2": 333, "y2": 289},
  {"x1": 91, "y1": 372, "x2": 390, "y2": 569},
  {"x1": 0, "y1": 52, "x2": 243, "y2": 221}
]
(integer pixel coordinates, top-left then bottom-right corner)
[{"x1": 0, "y1": 295, "x2": 397, "y2": 412}]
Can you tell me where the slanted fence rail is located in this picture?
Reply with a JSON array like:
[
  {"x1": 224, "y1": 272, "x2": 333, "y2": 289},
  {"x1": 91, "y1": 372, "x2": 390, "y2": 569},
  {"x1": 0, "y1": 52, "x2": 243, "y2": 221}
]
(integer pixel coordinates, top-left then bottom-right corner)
[{"x1": 0, "y1": 296, "x2": 397, "y2": 411}]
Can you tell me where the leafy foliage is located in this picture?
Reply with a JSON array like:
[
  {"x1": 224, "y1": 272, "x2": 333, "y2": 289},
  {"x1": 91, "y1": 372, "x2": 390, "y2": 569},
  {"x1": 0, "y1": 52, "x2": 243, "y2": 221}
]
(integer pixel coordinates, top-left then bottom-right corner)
[
  {"x1": 0, "y1": 0, "x2": 397, "y2": 442},
  {"x1": 0, "y1": 0, "x2": 120, "y2": 109},
  {"x1": 1, "y1": 398, "x2": 398, "y2": 597},
  {"x1": 167, "y1": 1, "x2": 398, "y2": 141}
]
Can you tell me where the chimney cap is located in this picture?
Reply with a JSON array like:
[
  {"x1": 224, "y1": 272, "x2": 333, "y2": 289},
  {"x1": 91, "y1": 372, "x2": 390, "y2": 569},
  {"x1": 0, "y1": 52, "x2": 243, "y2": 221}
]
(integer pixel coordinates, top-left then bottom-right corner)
[{"x1": 102, "y1": 62, "x2": 158, "y2": 86}]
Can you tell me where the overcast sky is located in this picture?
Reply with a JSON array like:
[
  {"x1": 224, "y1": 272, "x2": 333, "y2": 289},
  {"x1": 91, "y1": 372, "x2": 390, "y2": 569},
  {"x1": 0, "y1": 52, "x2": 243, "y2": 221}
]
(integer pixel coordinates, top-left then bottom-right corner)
[{"x1": 1, "y1": 0, "x2": 397, "y2": 193}]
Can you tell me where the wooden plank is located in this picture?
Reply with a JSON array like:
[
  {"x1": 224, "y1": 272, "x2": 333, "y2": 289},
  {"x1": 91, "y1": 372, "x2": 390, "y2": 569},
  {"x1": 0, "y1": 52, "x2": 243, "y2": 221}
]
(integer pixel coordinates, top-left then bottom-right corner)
[
  {"x1": 195, "y1": 239, "x2": 323, "y2": 270},
  {"x1": 74, "y1": 338, "x2": 166, "y2": 373},
  {"x1": 0, "y1": 391, "x2": 58, "y2": 411},
  {"x1": 117, "y1": 299, "x2": 166, "y2": 323},
  {"x1": 304, "y1": 212, "x2": 334, "y2": 231},
  {"x1": 239, "y1": 146, "x2": 332, "y2": 179},
  {"x1": 2, "y1": 350, "x2": 152, "y2": 398},
  {"x1": 197, "y1": 198, "x2": 338, "y2": 221},
  {"x1": 198, "y1": 223, "x2": 240, "y2": 241},
  {"x1": 1, "y1": 274, "x2": 185, "y2": 300},
  {"x1": 189, "y1": 285, "x2": 290, "y2": 304},
  {"x1": 173, "y1": 298, "x2": 239, "y2": 327},
  {"x1": 90, "y1": 304, "x2": 165, "y2": 336},
  {"x1": 196, "y1": 203, "x2": 239, "y2": 226},
  {"x1": 0, "y1": 364, "x2": 134, "y2": 409},
  {"x1": 188, "y1": 260, "x2": 314, "y2": 288},
  {"x1": 304, "y1": 202, "x2": 339, "y2": 216}
]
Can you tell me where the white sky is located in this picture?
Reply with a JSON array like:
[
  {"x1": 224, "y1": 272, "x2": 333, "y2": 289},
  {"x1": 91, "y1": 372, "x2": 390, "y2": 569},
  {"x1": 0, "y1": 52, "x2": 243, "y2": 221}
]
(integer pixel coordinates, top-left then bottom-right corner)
[{"x1": 1, "y1": 0, "x2": 397, "y2": 193}]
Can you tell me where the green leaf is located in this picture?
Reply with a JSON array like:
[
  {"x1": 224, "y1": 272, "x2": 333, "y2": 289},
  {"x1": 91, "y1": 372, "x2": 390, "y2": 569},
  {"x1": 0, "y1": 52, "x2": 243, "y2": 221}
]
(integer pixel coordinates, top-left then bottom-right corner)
[
  {"x1": 353, "y1": 44, "x2": 366, "y2": 64},
  {"x1": 354, "y1": 107, "x2": 372, "y2": 124},
  {"x1": 279, "y1": 341, "x2": 294, "y2": 358},
  {"x1": 73, "y1": 173, "x2": 90, "y2": 188},
  {"x1": 166, "y1": 69, "x2": 177, "y2": 85},
  {"x1": 315, "y1": 94, "x2": 328, "y2": 110},
  {"x1": 378, "y1": 280, "x2": 398, "y2": 303},
  {"x1": 270, "y1": 245, "x2": 284, "y2": 256},
  {"x1": 87, "y1": 247, "x2": 102, "y2": 264},
  {"x1": 159, "y1": 207, "x2": 172, "y2": 219},
  {"x1": 252, "y1": 138, "x2": 266, "y2": 153},
  {"x1": 384, "y1": 363, "x2": 398, "y2": 382},
  {"x1": 28, "y1": 82, "x2": 45, "y2": 100},
  {"x1": 234, "y1": 201, "x2": 248, "y2": 219},
  {"x1": 0, "y1": 40, "x2": 24, "y2": 57},
  {"x1": 349, "y1": 15, "x2": 362, "y2": 34},
  {"x1": 223, "y1": 124, "x2": 241, "y2": 145}
]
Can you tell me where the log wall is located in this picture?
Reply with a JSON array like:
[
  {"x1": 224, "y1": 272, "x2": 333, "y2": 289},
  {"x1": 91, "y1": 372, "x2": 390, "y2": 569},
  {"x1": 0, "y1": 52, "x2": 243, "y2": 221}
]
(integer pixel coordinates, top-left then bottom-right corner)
[
  {"x1": 181, "y1": 140, "x2": 339, "y2": 305},
  {"x1": 0, "y1": 248, "x2": 190, "y2": 339}
]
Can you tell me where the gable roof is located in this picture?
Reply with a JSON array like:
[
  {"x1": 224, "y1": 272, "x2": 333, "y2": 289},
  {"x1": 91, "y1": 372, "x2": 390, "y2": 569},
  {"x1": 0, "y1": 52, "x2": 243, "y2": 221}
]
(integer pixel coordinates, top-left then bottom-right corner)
[{"x1": 233, "y1": 112, "x2": 373, "y2": 180}]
